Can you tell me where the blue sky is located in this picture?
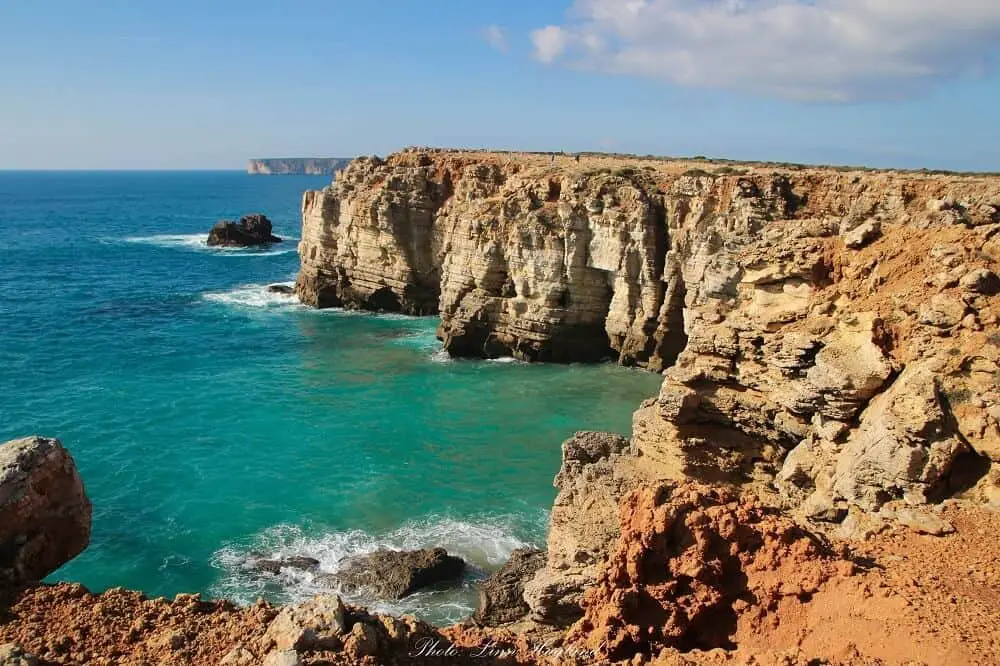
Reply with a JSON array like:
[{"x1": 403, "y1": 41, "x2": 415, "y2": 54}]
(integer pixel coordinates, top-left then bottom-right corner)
[{"x1": 2, "y1": 0, "x2": 999, "y2": 170}]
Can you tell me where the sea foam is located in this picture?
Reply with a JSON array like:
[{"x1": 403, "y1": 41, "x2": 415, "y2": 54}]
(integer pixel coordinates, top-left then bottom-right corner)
[
  {"x1": 209, "y1": 514, "x2": 542, "y2": 624},
  {"x1": 202, "y1": 282, "x2": 301, "y2": 309},
  {"x1": 122, "y1": 234, "x2": 298, "y2": 256}
]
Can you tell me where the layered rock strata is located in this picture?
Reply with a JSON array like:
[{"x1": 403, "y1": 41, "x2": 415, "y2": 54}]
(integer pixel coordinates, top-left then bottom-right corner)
[{"x1": 297, "y1": 148, "x2": 1000, "y2": 627}]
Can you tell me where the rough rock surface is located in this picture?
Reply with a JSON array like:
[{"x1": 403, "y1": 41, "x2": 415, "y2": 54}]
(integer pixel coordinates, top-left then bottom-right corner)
[
  {"x1": 0, "y1": 437, "x2": 91, "y2": 588},
  {"x1": 208, "y1": 214, "x2": 282, "y2": 247},
  {"x1": 0, "y1": 585, "x2": 511, "y2": 665},
  {"x1": 474, "y1": 548, "x2": 545, "y2": 627},
  {"x1": 566, "y1": 483, "x2": 854, "y2": 660},
  {"x1": 330, "y1": 548, "x2": 466, "y2": 600},
  {"x1": 249, "y1": 556, "x2": 320, "y2": 575},
  {"x1": 1, "y1": 505, "x2": 998, "y2": 664},
  {"x1": 522, "y1": 431, "x2": 659, "y2": 625}
]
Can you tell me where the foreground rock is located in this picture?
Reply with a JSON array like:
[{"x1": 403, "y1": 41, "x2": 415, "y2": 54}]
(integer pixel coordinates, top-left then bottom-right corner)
[
  {"x1": 567, "y1": 483, "x2": 854, "y2": 659},
  {"x1": 0, "y1": 436, "x2": 91, "y2": 587},
  {"x1": 330, "y1": 548, "x2": 466, "y2": 600},
  {"x1": 523, "y1": 431, "x2": 653, "y2": 625},
  {"x1": 207, "y1": 214, "x2": 282, "y2": 247},
  {"x1": 474, "y1": 548, "x2": 545, "y2": 627},
  {"x1": 0, "y1": 501, "x2": 998, "y2": 664}
]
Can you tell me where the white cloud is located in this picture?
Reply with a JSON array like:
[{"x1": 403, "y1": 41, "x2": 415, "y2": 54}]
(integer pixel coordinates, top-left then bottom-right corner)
[
  {"x1": 531, "y1": 26, "x2": 570, "y2": 63},
  {"x1": 482, "y1": 25, "x2": 509, "y2": 53},
  {"x1": 531, "y1": 0, "x2": 1000, "y2": 101}
]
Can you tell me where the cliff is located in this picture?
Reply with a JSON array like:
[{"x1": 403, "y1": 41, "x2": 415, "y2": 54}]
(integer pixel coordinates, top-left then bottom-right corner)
[
  {"x1": 247, "y1": 158, "x2": 352, "y2": 176},
  {"x1": 297, "y1": 148, "x2": 1000, "y2": 625}
]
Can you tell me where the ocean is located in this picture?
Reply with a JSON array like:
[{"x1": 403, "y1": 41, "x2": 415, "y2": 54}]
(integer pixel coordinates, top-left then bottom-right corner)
[{"x1": 0, "y1": 171, "x2": 663, "y2": 623}]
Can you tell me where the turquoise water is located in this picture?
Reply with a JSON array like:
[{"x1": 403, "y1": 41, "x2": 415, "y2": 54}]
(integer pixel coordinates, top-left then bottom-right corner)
[{"x1": 0, "y1": 172, "x2": 663, "y2": 623}]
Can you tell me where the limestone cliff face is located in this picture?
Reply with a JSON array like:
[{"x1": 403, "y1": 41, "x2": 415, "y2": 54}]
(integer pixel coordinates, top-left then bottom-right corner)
[
  {"x1": 296, "y1": 148, "x2": 1000, "y2": 625},
  {"x1": 248, "y1": 158, "x2": 351, "y2": 176}
]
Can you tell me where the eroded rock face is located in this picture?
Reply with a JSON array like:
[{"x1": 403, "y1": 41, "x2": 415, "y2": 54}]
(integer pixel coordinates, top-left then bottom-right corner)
[
  {"x1": 566, "y1": 483, "x2": 854, "y2": 660},
  {"x1": 0, "y1": 437, "x2": 91, "y2": 587},
  {"x1": 328, "y1": 548, "x2": 466, "y2": 600},
  {"x1": 208, "y1": 214, "x2": 282, "y2": 247},
  {"x1": 474, "y1": 548, "x2": 545, "y2": 627},
  {"x1": 523, "y1": 431, "x2": 659, "y2": 626},
  {"x1": 296, "y1": 149, "x2": 999, "y2": 375}
]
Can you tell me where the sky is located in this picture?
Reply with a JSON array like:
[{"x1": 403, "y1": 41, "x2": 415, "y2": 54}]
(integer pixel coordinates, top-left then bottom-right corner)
[{"x1": 2, "y1": 0, "x2": 999, "y2": 170}]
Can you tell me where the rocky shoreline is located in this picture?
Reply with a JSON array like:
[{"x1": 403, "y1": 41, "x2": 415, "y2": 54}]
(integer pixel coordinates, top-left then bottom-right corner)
[{"x1": 2, "y1": 148, "x2": 1000, "y2": 664}]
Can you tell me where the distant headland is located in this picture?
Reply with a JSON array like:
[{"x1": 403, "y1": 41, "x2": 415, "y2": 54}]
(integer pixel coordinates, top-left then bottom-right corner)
[{"x1": 247, "y1": 157, "x2": 352, "y2": 175}]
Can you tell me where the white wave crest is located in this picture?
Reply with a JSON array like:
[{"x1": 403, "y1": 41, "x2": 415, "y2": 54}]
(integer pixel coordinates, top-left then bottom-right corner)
[
  {"x1": 203, "y1": 282, "x2": 301, "y2": 309},
  {"x1": 429, "y1": 348, "x2": 454, "y2": 363},
  {"x1": 209, "y1": 514, "x2": 542, "y2": 624},
  {"x1": 121, "y1": 234, "x2": 297, "y2": 256}
]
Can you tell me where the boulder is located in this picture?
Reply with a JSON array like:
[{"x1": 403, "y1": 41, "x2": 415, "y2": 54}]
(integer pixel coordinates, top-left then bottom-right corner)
[
  {"x1": 843, "y1": 219, "x2": 881, "y2": 249},
  {"x1": 0, "y1": 436, "x2": 91, "y2": 587},
  {"x1": 266, "y1": 284, "x2": 295, "y2": 295},
  {"x1": 474, "y1": 548, "x2": 546, "y2": 626},
  {"x1": 918, "y1": 294, "x2": 967, "y2": 329},
  {"x1": 330, "y1": 548, "x2": 465, "y2": 600},
  {"x1": 832, "y1": 366, "x2": 967, "y2": 511},
  {"x1": 264, "y1": 596, "x2": 347, "y2": 652},
  {"x1": 960, "y1": 268, "x2": 1000, "y2": 295},
  {"x1": 207, "y1": 214, "x2": 282, "y2": 247}
]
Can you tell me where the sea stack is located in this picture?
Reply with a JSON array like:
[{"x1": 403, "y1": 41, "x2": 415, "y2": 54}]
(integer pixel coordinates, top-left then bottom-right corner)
[{"x1": 207, "y1": 213, "x2": 282, "y2": 247}]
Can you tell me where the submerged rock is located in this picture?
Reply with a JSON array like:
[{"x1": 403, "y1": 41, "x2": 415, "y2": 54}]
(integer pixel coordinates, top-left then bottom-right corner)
[
  {"x1": 0, "y1": 436, "x2": 91, "y2": 587},
  {"x1": 207, "y1": 214, "x2": 281, "y2": 247},
  {"x1": 474, "y1": 548, "x2": 545, "y2": 627},
  {"x1": 327, "y1": 548, "x2": 466, "y2": 600},
  {"x1": 250, "y1": 556, "x2": 320, "y2": 575}
]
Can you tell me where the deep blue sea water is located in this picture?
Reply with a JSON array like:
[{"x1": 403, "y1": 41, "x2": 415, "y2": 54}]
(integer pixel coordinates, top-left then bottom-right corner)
[{"x1": 0, "y1": 172, "x2": 663, "y2": 623}]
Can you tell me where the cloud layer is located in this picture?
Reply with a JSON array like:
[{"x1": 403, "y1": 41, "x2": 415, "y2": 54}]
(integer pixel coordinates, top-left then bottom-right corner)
[
  {"x1": 531, "y1": 0, "x2": 1000, "y2": 101},
  {"x1": 482, "y1": 25, "x2": 508, "y2": 53}
]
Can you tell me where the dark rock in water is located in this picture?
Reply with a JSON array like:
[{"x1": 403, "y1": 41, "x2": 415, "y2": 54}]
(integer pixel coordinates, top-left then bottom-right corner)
[
  {"x1": 474, "y1": 548, "x2": 546, "y2": 627},
  {"x1": 250, "y1": 556, "x2": 320, "y2": 575},
  {"x1": 207, "y1": 214, "x2": 282, "y2": 247},
  {"x1": 329, "y1": 548, "x2": 466, "y2": 600},
  {"x1": 266, "y1": 284, "x2": 295, "y2": 295}
]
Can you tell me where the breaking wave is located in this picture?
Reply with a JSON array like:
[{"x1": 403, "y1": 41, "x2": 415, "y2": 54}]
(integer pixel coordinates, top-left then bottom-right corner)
[
  {"x1": 121, "y1": 234, "x2": 297, "y2": 256},
  {"x1": 209, "y1": 513, "x2": 544, "y2": 625},
  {"x1": 202, "y1": 282, "x2": 301, "y2": 309}
]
